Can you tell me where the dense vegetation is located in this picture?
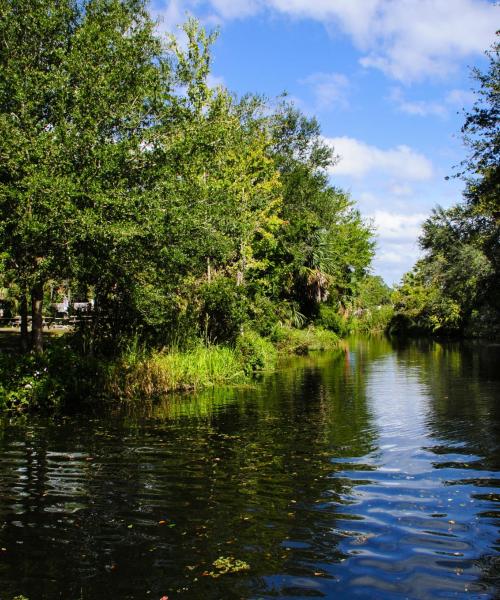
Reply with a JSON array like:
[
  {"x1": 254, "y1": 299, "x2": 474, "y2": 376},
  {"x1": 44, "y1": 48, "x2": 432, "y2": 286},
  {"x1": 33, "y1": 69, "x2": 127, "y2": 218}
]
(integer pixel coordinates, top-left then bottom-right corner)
[
  {"x1": 0, "y1": 0, "x2": 380, "y2": 410},
  {"x1": 391, "y1": 36, "x2": 500, "y2": 338}
]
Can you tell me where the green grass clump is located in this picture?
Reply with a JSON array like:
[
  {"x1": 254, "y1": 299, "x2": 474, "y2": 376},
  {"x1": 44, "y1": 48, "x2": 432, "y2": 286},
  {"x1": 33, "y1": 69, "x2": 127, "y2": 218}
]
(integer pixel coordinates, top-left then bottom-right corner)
[
  {"x1": 235, "y1": 330, "x2": 277, "y2": 375},
  {"x1": 108, "y1": 344, "x2": 246, "y2": 399},
  {"x1": 348, "y1": 305, "x2": 394, "y2": 334},
  {"x1": 270, "y1": 325, "x2": 339, "y2": 355}
]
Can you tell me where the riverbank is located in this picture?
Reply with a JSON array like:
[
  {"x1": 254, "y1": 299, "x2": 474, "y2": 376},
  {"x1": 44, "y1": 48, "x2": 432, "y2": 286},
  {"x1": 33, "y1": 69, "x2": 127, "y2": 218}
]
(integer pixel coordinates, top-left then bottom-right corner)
[{"x1": 0, "y1": 326, "x2": 340, "y2": 412}]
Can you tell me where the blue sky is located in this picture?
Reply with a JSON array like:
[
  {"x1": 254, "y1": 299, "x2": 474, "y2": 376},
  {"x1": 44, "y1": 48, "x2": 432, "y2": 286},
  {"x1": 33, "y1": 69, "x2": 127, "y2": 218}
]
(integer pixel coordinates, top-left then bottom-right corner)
[{"x1": 150, "y1": 0, "x2": 499, "y2": 284}]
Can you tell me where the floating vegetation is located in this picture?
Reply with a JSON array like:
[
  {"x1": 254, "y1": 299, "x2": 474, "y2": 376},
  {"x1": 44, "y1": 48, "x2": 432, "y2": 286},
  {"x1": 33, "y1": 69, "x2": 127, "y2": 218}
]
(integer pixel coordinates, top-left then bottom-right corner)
[{"x1": 207, "y1": 556, "x2": 251, "y2": 578}]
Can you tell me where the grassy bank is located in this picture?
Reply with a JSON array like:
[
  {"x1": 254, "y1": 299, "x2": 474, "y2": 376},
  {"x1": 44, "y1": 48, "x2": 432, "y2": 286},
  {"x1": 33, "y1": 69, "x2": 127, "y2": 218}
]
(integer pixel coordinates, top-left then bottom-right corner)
[
  {"x1": 107, "y1": 344, "x2": 247, "y2": 399},
  {"x1": 107, "y1": 326, "x2": 337, "y2": 399},
  {"x1": 0, "y1": 325, "x2": 340, "y2": 411}
]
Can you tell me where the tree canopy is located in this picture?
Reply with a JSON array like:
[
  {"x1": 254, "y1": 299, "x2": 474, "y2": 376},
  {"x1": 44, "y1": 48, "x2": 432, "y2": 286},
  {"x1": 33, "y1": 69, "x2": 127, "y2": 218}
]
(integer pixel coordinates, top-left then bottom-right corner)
[
  {"x1": 392, "y1": 35, "x2": 500, "y2": 337},
  {"x1": 0, "y1": 2, "x2": 375, "y2": 354}
]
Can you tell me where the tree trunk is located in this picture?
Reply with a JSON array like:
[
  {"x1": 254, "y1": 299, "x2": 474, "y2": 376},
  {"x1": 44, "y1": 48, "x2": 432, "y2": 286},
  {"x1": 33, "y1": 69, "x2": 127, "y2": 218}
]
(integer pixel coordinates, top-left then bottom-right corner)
[
  {"x1": 236, "y1": 241, "x2": 245, "y2": 286},
  {"x1": 31, "y1": 281, "x2": 44, "y2": 354},
  {"x1": 20, "y1": 289, "x2": 29, "y2": 353}
]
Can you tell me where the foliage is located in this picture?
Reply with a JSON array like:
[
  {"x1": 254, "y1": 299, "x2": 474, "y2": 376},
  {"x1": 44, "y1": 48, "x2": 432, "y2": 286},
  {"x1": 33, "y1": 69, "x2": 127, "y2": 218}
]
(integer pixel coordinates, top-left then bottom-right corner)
[
  {"x1": 199, "y1": 277, "x2": 248, "y2": 344},
  {"x1": 317, "y1": 305, "x2": 350, "y2": 336},
  {"x1": 235, "y1": 330, "x2": 277, "y2": 375},
  {"x1": 270, "y1": 325, "x2": 339, "y2": 355},
  {"x1": 355, "y1": 275, "x2": 392, "y2": 308},
  {"x1": 0, "y1": 5, "x2": 379, "y2": 409},
  {"x1": 457, "y1": 33, "x2": 499, "y2": 217},
  {"x1": 393, "y1": 36, "x2": 500, "y2": 339},
  {"x1": 391, "y1": 205, "x2": 499, "y2": 336},
  {"x1": 0, "y1": 338, "x2": 104, "y2": 411},
  {"x1": 268, "y1": 103, "x2": 375, "y2": 318},
  {"x1": 348, "y1": 305, "x2": 394, "y2": 334}
]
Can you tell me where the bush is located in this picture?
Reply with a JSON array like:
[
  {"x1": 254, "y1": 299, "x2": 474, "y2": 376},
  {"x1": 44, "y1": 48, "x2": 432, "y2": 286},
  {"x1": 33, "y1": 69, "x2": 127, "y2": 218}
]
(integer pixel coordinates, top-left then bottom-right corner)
[
  {"x1": 235, "y1": 330, "x2": 277, "y2": 375},
  {"x1": 270, "y1": 325, "x2": 339, "y2": 355},
  {"x1": 247, "y1": 294, "x2": 281, "y2": 337},
  {"x1": 317, "y1": 305, "x2": 349, "y2": 335},
  {"x1": 0, "y1": 339, "x2": 104, "y2": 412},
  {"x1": 349, "y1": 305, "x2": 394, "y2": 334},
  {"x1": 199, "y1": 277, "x2": 248, "y2": 343}
]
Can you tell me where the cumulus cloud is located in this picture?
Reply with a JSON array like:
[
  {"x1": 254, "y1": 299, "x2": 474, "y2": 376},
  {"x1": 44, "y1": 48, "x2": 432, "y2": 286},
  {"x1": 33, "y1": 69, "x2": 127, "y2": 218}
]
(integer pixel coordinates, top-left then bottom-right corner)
[
  {"x1": 207, "y1": 73, "x2": 225, "y2": 88},
  {"x1": 326, "y1": 136, "x2": 434, "y2": 180},
  {"x1": 368, "y1": 211, "x2": 427, "y2": 283},
  {"x1": 300, "y1": 72, "x2": 350, "y2": 110},
  {"x1": 389, "y1": 88, "x2": 447, "y2": 118},
  {"x1": 153, "y1": 0, "x2": 499, "y2": 82},
  {"x1": 389, "y1": 86, "x2": 478, "y2": 118},
  {"x1": 371, "y1": 210, "x2": 427, "y2": 243}
]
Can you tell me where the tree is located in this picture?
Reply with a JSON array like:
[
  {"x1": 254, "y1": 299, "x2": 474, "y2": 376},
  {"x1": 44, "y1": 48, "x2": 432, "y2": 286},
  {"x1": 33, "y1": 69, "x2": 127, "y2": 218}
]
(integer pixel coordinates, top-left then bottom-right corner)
[
  {"x1": 392, "y1": 205, "x2": 499, "y2": 335},
  {"x1": 269, "y1": 103, "x2": 374, "y2": 319},
  {"x1": 0, "y1": 0, "x2": 164, "y2": 353},
  {"x1": 459, "y1": 33, "x2": 499, "y2": 219}
]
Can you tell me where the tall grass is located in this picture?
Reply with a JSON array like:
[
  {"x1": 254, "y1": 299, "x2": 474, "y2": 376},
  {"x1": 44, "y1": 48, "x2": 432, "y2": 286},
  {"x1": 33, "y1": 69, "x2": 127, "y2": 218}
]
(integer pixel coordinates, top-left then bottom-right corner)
[
  {"x1": 107, "y1": 326, "x2": 340, "y2": 400},
  {"x1": 107, "y1": 344, "x2": 246, "y2": 399},
  {"x1": 270, "y1": 325, "x2": 339, "y2": 355}
]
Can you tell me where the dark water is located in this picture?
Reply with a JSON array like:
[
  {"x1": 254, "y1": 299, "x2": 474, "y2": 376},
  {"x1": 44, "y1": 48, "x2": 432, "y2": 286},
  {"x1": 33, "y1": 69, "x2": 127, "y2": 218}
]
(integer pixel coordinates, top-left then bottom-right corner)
[{"x1": 1, "y1": 338, "x2": 499, "y2": 600}]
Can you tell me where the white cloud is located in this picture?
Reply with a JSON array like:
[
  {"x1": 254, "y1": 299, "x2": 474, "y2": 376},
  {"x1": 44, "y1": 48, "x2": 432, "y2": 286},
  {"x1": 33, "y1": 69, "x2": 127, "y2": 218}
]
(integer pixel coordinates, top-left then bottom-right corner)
[
  {"x1": 210, "y1": 0, "x2": 261, "y2": 19},
  {"x1": 445, "y1": 88, "x2": 476, "y2": 108},
  {"x1": 154, "y1": 0, "x2": 499, "y2": 82},
  {"x1": 207, "y1": 73, "x2": 225, "y2": 88},
  {"x1": 371, "y1": 210, "x2": 426, "y2": 243},
  {"x1": 389, "y1": 183, "x2": 413, "y2": 197},
  {"x1": 354, "y1": 0, "x2": 498, "y2": 82},
  {"x1": 300, "y1": 72, "x2": 350, "y2": 110},
  {"x1": 368, "y1": 211, "x2": 426, "y2": 283},
  {"x1": 326, "y1": 136, "x2": 434, "y2": 180},
  {"x1": 389, "y1": 86, "x2": 478, "y2": 118},
  {"x1": 389, "y1": 88, "x2": 447, "y2": 118}
]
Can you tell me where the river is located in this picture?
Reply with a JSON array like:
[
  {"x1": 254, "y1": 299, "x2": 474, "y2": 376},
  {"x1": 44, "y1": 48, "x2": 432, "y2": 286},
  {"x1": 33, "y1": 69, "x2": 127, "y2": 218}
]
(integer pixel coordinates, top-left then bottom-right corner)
[{"x1": 0, "y1": 337, "x2": 499, "y2": 599}]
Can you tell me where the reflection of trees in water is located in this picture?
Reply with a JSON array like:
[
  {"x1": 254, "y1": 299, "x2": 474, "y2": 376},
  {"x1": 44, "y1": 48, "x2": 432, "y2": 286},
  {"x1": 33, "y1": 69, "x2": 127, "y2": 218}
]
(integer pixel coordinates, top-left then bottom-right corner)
[
  {"x1": 0, "y1": 348, "x2": 383, "y2": 599},
  {"x1": 392, "y1": 338, "x2": 500, "y2": 468},
  {"x1": 391, "y1": 338, "x2": 500, "y2": 597}
]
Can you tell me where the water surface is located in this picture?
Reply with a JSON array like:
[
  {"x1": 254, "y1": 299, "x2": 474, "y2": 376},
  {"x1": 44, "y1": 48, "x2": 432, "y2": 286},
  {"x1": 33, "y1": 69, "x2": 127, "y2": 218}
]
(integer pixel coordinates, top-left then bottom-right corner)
[{"x1": 1, "y1": 337, "x2": 499, "y2": 599}]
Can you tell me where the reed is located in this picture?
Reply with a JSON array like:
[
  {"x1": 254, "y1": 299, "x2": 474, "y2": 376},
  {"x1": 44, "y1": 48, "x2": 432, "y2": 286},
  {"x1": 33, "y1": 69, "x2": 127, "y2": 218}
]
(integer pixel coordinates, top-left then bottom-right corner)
[{"x1": 107, "y1": 344, "x2": 246, "y2": 399}]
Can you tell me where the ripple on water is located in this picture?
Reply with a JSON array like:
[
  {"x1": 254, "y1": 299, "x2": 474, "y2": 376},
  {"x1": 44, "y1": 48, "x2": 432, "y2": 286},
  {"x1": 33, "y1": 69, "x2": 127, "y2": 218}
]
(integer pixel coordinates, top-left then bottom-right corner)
[{"x1": 1, "y1": 339, "x2": 499, "y2": 599}]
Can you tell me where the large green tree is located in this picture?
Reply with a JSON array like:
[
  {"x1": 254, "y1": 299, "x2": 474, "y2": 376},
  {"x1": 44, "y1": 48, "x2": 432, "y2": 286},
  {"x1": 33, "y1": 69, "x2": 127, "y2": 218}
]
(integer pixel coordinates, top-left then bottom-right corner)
[
  {"x1": 458, "y1": 34, "x2": 499, "y2": 218},
  {"x1": 0, "y1": 0, "x2": 164, "y2": 352},
  {"x1": 269, "y1": 104, "x2": 374, "y2": 319}
]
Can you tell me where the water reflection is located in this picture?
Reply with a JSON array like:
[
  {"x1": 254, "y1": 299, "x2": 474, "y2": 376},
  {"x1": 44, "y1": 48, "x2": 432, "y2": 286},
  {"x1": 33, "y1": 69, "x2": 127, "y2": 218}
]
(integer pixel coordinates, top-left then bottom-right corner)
[{"x1": 0, "y1": 338, "x2": 499, "y2": 599}]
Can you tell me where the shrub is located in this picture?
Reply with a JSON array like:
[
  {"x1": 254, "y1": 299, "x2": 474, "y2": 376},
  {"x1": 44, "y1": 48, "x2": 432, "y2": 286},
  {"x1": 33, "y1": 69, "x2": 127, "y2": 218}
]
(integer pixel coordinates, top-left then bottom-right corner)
[
  {"x1": 270, "y1": 325, "x2": 338, "y2": 355},
  {"x1": 235, "y1": 330, "x2": 277, "y2": 375},
  {"x1": 317, "y1": 305, "x2": 349, "y2": 335},
  {"x1": 199, "y1": 277, "x2": 248, "y2": 343}
]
